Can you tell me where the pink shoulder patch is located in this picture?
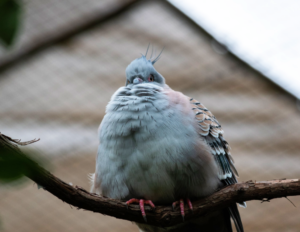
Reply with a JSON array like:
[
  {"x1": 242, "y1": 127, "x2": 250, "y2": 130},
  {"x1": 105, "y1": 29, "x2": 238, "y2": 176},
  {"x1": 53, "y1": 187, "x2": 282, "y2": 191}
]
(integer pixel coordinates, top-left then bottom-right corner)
[{"x1": 164, "y1": 88, "x2": 192, "y2": 116}]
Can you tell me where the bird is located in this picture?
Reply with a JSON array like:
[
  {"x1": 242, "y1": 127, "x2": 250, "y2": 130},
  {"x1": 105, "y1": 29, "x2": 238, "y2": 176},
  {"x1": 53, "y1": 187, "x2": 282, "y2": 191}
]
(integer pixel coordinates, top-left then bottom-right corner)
[{"x1": 90, "y1": 46, "x2": 244, "y2": 232}]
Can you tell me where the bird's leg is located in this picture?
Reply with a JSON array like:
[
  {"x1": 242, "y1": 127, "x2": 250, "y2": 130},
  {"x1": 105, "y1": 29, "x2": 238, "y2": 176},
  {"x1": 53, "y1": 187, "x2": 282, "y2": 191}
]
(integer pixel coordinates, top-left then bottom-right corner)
[
  {"x1": 186, "y1": 198, "x2": 193, "y2": 211},
  {"x1": 126, "y1": 198, "x2": 156, "y2": 222},
  {"x1": 172, "y1": 198, "x2": 193, "y2": 221}
]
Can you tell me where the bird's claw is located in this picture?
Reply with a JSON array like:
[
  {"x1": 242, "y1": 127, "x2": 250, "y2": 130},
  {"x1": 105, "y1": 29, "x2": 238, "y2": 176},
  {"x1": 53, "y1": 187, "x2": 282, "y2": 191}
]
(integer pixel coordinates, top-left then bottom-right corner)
[
  {"x1": 126, "y1": 198, "x2": 155, "y2": 222},
  {"x1": 172, "y1": 198, "x2": 193, "y2": 221}
]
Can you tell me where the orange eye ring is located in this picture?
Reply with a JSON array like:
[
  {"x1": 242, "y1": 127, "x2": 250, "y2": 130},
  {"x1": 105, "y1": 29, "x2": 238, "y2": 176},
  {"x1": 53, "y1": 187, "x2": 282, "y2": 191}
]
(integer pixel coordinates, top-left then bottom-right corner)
[{"x1": 148, "y1": 75, "x2": 154, "y2": 82}]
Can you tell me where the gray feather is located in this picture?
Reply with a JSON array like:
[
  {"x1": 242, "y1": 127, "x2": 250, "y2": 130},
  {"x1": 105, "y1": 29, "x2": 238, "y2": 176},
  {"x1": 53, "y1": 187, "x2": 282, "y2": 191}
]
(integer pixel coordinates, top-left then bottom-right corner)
[{"x1": 93, "y1": 55, "x2": 243, "y2": 232}]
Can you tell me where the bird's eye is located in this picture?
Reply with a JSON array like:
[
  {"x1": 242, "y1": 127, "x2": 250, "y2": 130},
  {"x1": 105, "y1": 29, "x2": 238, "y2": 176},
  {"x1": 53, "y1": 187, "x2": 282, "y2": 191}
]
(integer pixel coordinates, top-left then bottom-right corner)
[{"x1": 148, "y1": 75, "x2": 154, "y2": 82}]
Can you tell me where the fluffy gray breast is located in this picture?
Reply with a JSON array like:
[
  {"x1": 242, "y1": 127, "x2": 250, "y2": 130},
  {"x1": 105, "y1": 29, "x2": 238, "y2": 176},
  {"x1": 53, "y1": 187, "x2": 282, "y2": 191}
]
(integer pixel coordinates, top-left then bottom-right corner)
[
  {"x1": 96, "y1": 84, "x2": 219, "y2": 201},
  {"x1": 99, "y1": 84, "x2": 205, "y2": 159},
  {"x1": 101, "y1": 84, "x2": 179, "y2": 141}
]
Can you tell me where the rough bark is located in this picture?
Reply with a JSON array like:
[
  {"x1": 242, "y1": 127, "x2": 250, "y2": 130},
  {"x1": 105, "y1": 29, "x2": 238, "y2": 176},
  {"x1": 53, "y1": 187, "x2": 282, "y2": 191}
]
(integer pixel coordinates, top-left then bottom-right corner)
[{"x1": 1, "y1": 132, "x2": 300, "y2": 228}]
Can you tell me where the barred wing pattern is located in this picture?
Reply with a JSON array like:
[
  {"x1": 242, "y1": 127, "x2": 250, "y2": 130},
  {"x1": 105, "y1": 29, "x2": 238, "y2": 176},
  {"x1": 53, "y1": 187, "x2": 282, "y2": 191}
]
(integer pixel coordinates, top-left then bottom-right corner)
[
  {"x1": 190, "y1": 98, "x2": 244, "y2": 232},
  {"x1": 190, "y1": 98, "x2": 238, "y2": 185}
]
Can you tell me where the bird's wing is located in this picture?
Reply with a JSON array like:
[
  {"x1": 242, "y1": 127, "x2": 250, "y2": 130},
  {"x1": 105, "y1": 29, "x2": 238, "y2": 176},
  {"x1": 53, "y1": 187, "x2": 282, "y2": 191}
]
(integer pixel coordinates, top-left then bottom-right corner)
[
  {"x1": 190, "y1": 98, "x2": 238, "y2": 185},
  {"x1": 190, "y1": 98, "x2": 244, "y2": 232}
]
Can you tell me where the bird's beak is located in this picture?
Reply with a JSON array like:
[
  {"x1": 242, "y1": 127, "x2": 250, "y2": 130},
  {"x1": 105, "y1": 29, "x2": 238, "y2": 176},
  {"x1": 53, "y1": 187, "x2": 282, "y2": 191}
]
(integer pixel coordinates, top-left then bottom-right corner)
[{"x1": 133, "y1": 77, "x2": 144, "y2": 84}]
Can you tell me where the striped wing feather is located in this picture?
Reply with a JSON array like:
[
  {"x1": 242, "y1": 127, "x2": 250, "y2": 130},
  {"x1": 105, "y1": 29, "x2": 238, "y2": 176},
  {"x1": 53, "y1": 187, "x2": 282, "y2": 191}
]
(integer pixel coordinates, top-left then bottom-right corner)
[
  {"x1": 190, "y1": 98, "x2": 244, "y2": 232},
  {"x1": 190, "y1": 98, "x2": 238, "y2": 185}
]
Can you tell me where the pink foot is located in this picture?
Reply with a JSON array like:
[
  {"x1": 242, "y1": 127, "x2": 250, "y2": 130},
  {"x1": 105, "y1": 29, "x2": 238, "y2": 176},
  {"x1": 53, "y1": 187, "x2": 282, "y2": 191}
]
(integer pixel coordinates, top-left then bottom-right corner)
[
  {"x1": 126, "y1": 198, "x2": 156, "y2": 222},
  {"x1": 172, "y1": 198, "x2": 193, "y2": 221}
]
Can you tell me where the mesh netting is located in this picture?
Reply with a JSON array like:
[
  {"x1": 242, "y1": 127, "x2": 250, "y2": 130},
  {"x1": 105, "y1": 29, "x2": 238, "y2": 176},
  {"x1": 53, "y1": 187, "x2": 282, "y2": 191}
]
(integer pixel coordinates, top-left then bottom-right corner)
[{"x1": 1, "y1": 1, "x2": 300, "y2": 232}]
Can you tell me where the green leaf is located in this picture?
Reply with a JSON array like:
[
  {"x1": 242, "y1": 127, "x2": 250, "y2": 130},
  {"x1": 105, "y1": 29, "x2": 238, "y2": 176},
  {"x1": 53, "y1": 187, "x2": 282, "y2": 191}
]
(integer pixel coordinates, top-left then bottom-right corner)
[
  {"x1": 0, "y1": 147, "x2": 27, "y2": 182},
  {"x1": 0, "y1": 0, "x2": 21, "y2": 47},
  {"x1": 0, "y1": 146, "x2": 49, "y2": 185}
]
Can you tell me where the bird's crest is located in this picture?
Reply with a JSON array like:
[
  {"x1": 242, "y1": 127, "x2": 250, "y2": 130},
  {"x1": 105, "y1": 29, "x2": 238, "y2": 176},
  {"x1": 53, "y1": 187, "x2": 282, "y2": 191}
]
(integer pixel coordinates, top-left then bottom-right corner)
[{"x1": 142, "y1": 43, "x2": 164, "y2": 65}]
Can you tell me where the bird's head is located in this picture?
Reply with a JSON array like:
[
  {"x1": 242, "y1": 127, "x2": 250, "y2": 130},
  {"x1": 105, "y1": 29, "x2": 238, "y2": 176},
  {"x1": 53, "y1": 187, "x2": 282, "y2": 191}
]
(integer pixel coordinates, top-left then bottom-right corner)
[{"x1": 125, "y1": 47, "x2": 165, "y2": 86}]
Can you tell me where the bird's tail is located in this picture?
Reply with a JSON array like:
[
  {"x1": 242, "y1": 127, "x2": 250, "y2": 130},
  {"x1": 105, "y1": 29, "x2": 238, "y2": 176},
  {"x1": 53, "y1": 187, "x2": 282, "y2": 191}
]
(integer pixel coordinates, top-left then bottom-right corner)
[
  {"x1": 228, "y1": 204, "x2": 244, "y2": 232},
  {"x1": 138, "y1": 206, "x2": 243, "y2": 232}
]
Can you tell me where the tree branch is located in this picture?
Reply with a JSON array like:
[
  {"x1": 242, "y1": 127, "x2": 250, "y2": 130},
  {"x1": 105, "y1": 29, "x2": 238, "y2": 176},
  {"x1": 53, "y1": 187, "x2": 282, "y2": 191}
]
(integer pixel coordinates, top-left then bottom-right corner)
[{"x1": 1, "y1": 132, "x2": 300, "y2": 228}]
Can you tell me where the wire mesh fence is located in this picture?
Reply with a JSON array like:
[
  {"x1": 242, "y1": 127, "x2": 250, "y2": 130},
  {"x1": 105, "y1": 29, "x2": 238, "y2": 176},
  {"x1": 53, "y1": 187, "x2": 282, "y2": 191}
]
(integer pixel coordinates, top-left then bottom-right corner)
[{"x1": 1, "y1": 0, "x2": 300, "y2": 232}]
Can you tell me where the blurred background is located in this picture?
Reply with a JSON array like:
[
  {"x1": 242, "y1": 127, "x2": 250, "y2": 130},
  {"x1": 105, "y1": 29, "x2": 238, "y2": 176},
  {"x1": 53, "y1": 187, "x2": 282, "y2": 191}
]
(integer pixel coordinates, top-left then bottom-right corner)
[{"x1": 0, "y1": 0, "x2": 300, "y2": 231}]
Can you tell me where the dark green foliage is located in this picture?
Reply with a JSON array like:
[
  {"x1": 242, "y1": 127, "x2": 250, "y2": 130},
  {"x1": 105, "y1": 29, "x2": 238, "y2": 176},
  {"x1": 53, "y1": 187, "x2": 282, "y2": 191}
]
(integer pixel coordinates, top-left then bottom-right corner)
[
  {"x1": 0, "y1": 146, "x2": 27, "y2": 182},
  {"x1": 0, "y1": 0, "x2": 21, "y2": 47}
]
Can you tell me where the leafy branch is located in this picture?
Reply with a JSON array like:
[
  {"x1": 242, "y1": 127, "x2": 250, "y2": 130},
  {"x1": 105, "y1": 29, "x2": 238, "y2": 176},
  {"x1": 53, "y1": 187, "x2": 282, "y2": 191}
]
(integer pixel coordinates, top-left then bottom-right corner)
[{"x1": 1, "y1": 132, "x2": 299, "y2": 227}]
